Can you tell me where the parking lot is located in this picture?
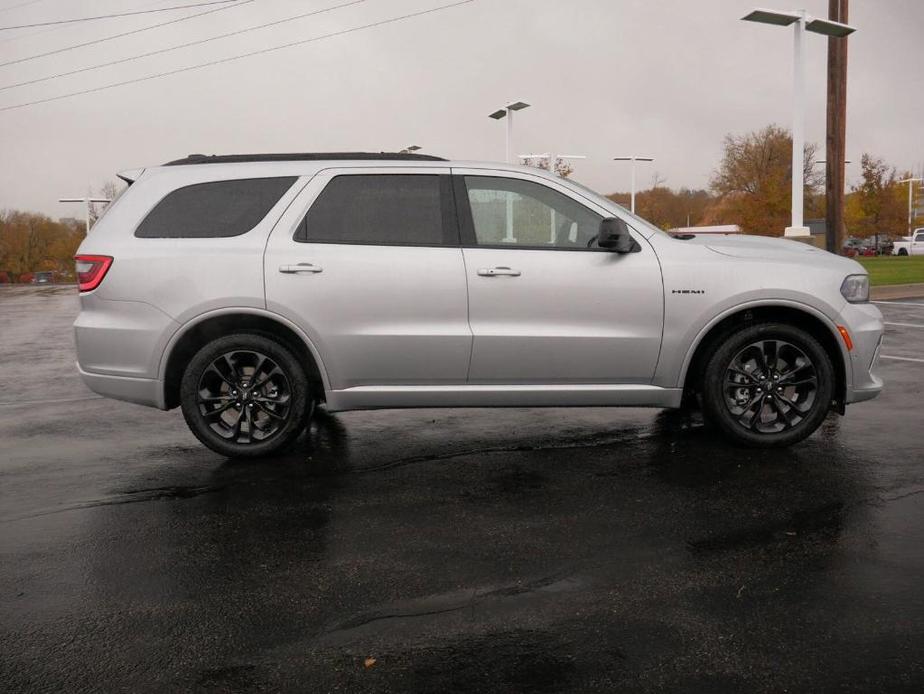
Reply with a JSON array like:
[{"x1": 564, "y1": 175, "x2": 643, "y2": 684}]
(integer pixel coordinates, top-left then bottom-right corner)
[{"x1": 2, "y1": 285, "x2": 923, "y2": 692}]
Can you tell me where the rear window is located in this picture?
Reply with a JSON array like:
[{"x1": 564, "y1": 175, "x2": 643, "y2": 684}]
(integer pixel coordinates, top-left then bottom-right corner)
[
  {"x1": 295, "y1": 174, "x2": 448, "y2": 246},
  {"x1": 135, "y1": 177, "x2": 297, "y2": 238}
]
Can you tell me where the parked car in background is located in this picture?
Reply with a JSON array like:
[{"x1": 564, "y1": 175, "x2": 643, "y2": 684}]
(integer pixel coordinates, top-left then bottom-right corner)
[
  {"x1": 891, "y1": 228, "x2": 924, "y2": 255},
  {"x1": 32, "y1": 271, "x2": 55, "y2": 284},
  {"x1": 842, "y1": 238, "x2": 875, "y2": 257},
  {"x1": 73, "y1": 152, "x2": 883, "y2": 457}
]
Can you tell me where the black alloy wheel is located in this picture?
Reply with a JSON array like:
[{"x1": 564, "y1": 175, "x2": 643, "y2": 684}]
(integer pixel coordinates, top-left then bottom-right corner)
[
  {"x1": 180, "y1": 334, "x2": 310, "y2": 458},
  {"x1": 702, "y1": 323, "x2": 834, "y2": 448}
]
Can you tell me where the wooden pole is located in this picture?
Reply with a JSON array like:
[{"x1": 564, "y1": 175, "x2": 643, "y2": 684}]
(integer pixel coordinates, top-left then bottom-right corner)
[{"x1": 825, "y1": 0, "x2": 849, "y2": 253}]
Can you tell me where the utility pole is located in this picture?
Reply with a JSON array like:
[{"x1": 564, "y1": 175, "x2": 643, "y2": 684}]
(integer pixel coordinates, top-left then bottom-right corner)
[{"x1": 825, "y1": 0, "x2": 849, "y2": 252}]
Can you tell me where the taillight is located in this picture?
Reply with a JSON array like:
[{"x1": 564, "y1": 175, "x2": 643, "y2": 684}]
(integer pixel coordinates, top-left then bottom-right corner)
[{"x1": 74, "y1": 255, "x2": 113, "y2": 292}]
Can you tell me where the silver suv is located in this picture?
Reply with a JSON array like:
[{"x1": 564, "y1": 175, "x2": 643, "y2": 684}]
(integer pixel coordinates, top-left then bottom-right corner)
[{"x1": 74, "y1": 152, "x2": 884, "y2": 457}]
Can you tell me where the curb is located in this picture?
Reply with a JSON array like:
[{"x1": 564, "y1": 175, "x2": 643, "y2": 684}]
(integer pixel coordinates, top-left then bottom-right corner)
[{"x1": 871, "y1": 283, "x2": 924, "y2": 301}]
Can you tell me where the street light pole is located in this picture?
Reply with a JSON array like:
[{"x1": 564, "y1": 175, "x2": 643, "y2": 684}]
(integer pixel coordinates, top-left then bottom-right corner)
[
  {"x1": 489, "y1": 101, "x2": 530, "y2": 164},
  {"x1": 612, "y1": 156, "x2": 654, "y2": 213},
  {"x1": 59, "y1": 196, "x2": 111, "y2": 235},
  {"x1": 791, "y1": 9, "x2": 806, "y2": 236},
  {"x1": 742, "y1": 7, "x2": 856, "y2": 238},
  {"x1": 898, "y1": 178, "x2": 923, "y2": 236}
]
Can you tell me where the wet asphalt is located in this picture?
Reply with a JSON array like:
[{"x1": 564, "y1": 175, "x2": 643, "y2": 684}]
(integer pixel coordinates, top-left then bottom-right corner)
[{"x1": 1, "y1": 285, "x2": 923, "y2": 693}]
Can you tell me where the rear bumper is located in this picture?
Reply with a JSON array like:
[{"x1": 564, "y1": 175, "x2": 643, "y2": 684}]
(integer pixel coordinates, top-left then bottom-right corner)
[{"x1": 77, "y1": 363, "x2": 166, "y2": 409}]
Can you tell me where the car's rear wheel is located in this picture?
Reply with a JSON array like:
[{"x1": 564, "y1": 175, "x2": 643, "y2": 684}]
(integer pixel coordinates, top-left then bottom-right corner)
[
  {"x1": 180, "y1": 334, "x2": 310, "y2": 458},
  {"x1": 898, "y1": 248, "x2": 909, "y2": 256},
  {"x1": 702, "y1": 323, "x2": 833, "y2": 448}
]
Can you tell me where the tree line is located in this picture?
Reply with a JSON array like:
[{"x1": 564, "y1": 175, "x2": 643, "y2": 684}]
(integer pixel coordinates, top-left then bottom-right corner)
[{"x1": 605, "y1": 124, "x2": 914, "y2": 239}]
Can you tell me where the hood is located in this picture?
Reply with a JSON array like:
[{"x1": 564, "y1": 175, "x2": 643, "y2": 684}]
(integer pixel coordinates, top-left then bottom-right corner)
[{"x1": 687, "y1": 234, "x2": 824, "y2": 259}]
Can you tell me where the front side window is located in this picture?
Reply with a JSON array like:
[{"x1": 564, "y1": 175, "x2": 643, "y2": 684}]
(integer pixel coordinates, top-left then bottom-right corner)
[
  {"x1": 135, "y1": 177, "x2": 296, "y2": 238},
  {"x1": 296, "y1": 174, "x2": 449, "y2": 245},
  {"x1": 463, "y1": 176, "x2": 602, "y2": 249},
  {"x1": 915, "y1": 232, "x2": 924, "y2": 242}
]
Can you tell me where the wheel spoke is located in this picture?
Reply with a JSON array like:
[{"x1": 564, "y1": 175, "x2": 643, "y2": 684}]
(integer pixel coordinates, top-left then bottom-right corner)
[
  {"x1": 763, "y1": 340, "x2": 778, "y2": 372},
  {"x1": 205, "y1": 364, "x2": 236, "y2": 390},
  {"x1": 204, "y1": 401, "x2": 236, "y2": 418},
  {"x1": 770, "y1": 393, "x2": 797, "y2": 428},
  {"x1": 251, "y1": 366, "x2": 282, "y2": 391},
  {"x1": 255, "y1": 401, "x2": 286, "y2": 420},
  {"x1": 774, "y1": 391, "x2": 811, "y2": 415},
  {"x1": 778, "y1": 363, "x2": 814, "y2": 384},
  {"x1": 222, "y1": 354, "x2": 240, "y2": 384},
  {"x1": 745, "y1": 396, "x2": 767, "y2": 431}
]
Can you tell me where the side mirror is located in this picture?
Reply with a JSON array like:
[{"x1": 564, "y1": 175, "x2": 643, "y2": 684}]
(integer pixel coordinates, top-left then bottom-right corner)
[{"x1": 596, "y1": 217, "x2": 639, "y2": 253}]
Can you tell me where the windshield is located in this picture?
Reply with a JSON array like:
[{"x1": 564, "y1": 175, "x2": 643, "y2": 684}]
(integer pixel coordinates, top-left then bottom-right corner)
[{"x1": 561, "y1": 176, "x2": 667, "y2": 236}]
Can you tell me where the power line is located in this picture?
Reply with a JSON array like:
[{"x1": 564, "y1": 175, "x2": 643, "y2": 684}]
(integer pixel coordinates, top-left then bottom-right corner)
[
  {"x1": 0, "y1": 0, "x2": 367, "y2": 90},
  {"x1": 0, "y1": 0, "x2": 240, "y2": 30},
  {"x1": 0, "y1": 0, "x2": 47, "y2": 15},
  {"x1": 0, "y1": 0, "x2": 474, "y2": 114},
  {"x1": 0, "y1": 0, "x2": 253, "y2": 68}
]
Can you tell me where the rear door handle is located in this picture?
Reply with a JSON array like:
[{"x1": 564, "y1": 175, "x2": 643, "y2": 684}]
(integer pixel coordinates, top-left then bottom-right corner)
[
  {"x1": 279, "y1": 263, "x2": 323, "y2": 274},
  {"x1": 477, "y1": 266, "x2": 521, "y2": 277}
]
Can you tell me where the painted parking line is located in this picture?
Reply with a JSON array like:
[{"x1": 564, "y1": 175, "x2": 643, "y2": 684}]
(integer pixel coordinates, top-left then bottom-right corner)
[
  {"x1": 0, "y1": 395, "x2": 102, "y2": 408},
  {"x1": 873, "y1": 300, "x2": 924, "y2": 307},
  {"x1": 884, "y1": 322, "x2": 924, "y2": 329},
  {"x1": 881, "y1": 355, "x2": 924, "y2": 364}
]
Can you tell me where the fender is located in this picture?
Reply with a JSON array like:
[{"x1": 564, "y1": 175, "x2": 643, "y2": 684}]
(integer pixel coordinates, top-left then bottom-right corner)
[
  {"x1": 672, "y1": 298, "x2": 853, "y2": 391},
  {"x1": 157, "y1": 305, "x2": 333, "y2": 395}
]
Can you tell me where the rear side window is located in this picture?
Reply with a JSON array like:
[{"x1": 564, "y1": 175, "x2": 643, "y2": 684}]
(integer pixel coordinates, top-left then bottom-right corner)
[
  {"x1": 295, "y1": 174, "x2": 451, "y2": 246},
  {"x1": 135, "y1": 177, "x2": 297, "y2": 238}
]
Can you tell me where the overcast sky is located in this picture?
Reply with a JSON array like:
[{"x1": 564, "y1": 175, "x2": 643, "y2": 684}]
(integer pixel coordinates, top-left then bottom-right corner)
[{"x1": 0, "y1": 0, "x2": 921, "y2": 218}]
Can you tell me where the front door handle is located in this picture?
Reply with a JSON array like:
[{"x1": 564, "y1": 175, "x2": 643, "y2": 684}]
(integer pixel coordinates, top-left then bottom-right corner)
[
  {"x1": 477, "y1": 266, "x2": 521, "y2": 277},
  {"x1": 279, "y1": 263, "x2": 323, "y2": 274}
]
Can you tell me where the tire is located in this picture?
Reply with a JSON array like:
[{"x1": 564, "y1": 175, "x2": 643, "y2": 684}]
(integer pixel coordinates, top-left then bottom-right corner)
[
  {"x1": 180, "y1": 333, "x2": 311, "y2": 458},
  {"x1": 898, "y1": 249, "x2": 908, "y2": 256},
  {"x1": 701, "y1": 323, "x2": 834, "y2": 448}
]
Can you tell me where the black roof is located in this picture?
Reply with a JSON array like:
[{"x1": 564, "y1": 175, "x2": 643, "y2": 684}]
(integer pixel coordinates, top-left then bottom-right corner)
[{"x1": 164, "y1": 152, "x2": 447, "y2": 166}]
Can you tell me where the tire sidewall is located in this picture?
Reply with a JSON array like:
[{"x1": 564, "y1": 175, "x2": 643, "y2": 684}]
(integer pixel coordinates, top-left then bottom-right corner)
[
  {"x1": 702, "y1": 323, "x2": 834, "y2": 448},
  {"x1": 180, "y1": 333, "x2": 309, "y2": 458}
]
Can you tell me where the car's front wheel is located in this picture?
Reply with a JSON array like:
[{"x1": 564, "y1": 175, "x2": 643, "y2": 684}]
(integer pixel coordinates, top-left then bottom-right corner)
[
  {"x1": 702, "y1": 323, "x2": 834, "y2": 448},
  {"x1": 180, "y1": 334, "x2": 311, "y2": 458}
]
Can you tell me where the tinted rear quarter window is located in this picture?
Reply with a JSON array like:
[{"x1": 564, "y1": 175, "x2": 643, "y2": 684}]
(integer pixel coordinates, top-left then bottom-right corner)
[
  {"x1": 135, "y1": 177, "x2": 297, "y2": 238},
  {"x1": 296, "y1": 174, "x2": 449, "y2": 245}
]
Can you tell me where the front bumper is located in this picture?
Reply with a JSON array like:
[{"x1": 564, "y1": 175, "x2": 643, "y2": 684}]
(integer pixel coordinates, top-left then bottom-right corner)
[{"x1": 840, "y1": 302, "x2": 884, "y2": 405}]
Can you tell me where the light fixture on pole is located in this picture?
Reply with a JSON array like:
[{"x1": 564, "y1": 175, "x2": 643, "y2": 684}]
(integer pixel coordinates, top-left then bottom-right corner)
[
  {"x1": 488, "y1": 101, "x2": 530, "y2": 164},
  {"x1": 898, "y1": 178, "x2": 923, "y2": 236},
  {"x1": 612, "y1": 156, "x2": 654, "y2": 213},
  {"x1": 59, "y1": 196, "x2": 111, "y2": 235},
  {"x1": 399, "y1": 145, "x2": 421, "y2": 154},
  {"x1": 742, "y1": 7, "x2": 856, "y2": 237}
]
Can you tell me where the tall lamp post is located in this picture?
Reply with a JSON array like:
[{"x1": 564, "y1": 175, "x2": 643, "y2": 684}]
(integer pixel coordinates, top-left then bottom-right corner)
[
  {"x1": 742, "y1": 8, "x2": 855, "y2": 237},
  {"x1": 488, "y1": 101, "x2": 530, "y2": 163},
  {"x1": 898, "y1": 177, "x2": 923, "y2": 236},
  {"x1": 612, "y1": 156, "x2": 654, "y2": 214},
  {"x1": 59, "y1": 196, "x2": 111, "y2": 235}
]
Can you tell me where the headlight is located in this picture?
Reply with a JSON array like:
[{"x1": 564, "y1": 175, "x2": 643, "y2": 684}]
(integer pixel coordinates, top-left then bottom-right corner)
[{"x1": 840, "y1": 274, "x2": 869, "y2": 303}]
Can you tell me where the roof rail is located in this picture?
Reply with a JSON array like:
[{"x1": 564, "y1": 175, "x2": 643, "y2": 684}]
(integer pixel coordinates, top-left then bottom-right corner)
[{"x1": 163, "y1": 152, "x2": 447, "y2": 166}]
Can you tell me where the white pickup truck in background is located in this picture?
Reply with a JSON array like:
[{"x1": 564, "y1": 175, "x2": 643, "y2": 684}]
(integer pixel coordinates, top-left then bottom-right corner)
[{"x1": 892, "y1": 228, "x2": 924, "y2": 255}]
